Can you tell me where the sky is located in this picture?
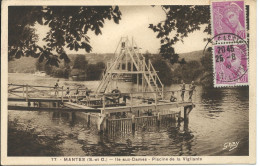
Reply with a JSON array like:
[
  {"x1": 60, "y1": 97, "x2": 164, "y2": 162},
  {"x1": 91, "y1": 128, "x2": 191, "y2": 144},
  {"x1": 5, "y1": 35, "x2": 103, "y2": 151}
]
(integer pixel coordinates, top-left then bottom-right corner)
[{"x1": 36, "y1": 6, "x2": 209, "y2": 54}]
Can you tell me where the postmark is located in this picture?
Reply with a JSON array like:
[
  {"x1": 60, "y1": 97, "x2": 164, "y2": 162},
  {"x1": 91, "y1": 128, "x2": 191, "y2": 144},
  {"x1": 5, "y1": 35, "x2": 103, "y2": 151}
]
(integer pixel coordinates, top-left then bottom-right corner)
[
  {"x1": 211, "y1": 0, "x2": 248, "y2": 87},
  {"x1": 214, "y1": 43, "x2": 248, "y2": 85}
]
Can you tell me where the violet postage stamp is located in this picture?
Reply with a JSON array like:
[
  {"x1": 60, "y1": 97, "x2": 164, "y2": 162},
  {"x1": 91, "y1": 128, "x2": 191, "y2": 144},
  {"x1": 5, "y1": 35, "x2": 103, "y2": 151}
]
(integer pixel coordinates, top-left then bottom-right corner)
[
  {"x1": 1, "y1": 0, "x2": 256, "y2": 165},
  {"x1": 211, "y1": 0, "x2": 248, "y2": 87}
]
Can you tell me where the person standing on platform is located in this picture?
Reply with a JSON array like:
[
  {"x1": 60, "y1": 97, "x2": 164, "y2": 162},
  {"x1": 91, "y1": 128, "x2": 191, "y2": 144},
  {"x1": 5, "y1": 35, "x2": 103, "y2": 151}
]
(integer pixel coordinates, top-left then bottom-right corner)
[
  {"x1": 66, "y1": 87, "x2": 71, "y2": 101},
  {"x1": 85, "y1": 87, "x2": 90, "y2": 101},
  {"x1": 189, "y1": 81, "x2": 196, "y2": 101},
  {"x1": 180, "y1": 80, "x2": 185, "y2": 102},
  {"x1": 54, "y1": 79, "x2": 59, "y2": 96},
  {"x1": 75, "y1": 87, "x2": 79, "y2": 96}
]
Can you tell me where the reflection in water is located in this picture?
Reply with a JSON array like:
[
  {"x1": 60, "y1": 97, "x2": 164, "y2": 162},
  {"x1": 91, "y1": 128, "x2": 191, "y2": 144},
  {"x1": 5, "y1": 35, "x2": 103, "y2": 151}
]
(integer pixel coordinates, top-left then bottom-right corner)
[
  {"x1": 52, "y1": 112, "x2": 77, "y2": 127},
  {"x1": 8, "y1": 74, "x2": 249, "y2": 156}
]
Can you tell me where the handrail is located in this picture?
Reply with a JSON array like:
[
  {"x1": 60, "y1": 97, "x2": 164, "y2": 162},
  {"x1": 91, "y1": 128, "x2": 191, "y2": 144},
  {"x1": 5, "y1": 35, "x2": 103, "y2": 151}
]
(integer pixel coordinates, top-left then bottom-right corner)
[
  {"x1": 9, "y1": 83, "x2": 195, "y2": 95},
  {"x1": 142, "y1": 59, "x2": 160, "y2": 92},
  {"x1": 8, "y1": 84, "x2": 97, "y2": 93},
  {"x1": 93, "y1": 89, "x2": 195, "y2": 97},
  {"x1": 8, "y1": 84, "x2": 54, "y2": 88},
  {"x1": 149, "y1": 59, "x2": 163, "y2": 87}
]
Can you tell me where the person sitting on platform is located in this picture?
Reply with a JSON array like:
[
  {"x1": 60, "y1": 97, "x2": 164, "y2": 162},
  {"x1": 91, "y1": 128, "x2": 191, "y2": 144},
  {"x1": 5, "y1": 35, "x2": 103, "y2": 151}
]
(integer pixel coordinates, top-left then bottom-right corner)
[
  {"x1": 189, "y1": 81, "x2": 196, "y2": 101},
  {"x1": 66, "y1": 87, "x2": 70, "y2": 96},
  {"x1": 112, "y1": 86, "x2": 120, "y2": 94},
  {"x1": 180, "y1": 80, "x2": 185, "y2": 102},
  {"x1": 170, "y1": 91, "x2": 177, "y2": 102},
  {"x1": 111, "y1": 87, "x2": 121, "y2": 104}
]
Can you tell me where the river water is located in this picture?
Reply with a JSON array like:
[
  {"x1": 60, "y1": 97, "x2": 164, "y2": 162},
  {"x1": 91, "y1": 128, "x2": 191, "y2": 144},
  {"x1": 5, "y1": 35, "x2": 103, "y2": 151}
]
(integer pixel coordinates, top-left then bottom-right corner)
[{"x1": 8, "y1": 73, "x2": 249, "y2": 156}]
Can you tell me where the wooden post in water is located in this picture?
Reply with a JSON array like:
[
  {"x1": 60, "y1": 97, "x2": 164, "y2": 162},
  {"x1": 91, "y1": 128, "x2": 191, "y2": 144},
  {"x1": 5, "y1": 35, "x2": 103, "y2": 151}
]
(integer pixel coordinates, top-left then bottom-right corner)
[
  {"x1": 157, "y1": 112, "x2": 160, "y2": 126},
  {"x1": 184, "y1": 106, "x2": 190, "y2": 132},
  {"x1": 178, "y1": 111, "x2": 181, "y2": 126},
  {"x1": 87, "y1": 114, "x2": 90, "y2": 127},
  {"x1": 98, "y1": 114, "x2": 105, "y2": 132},
  {"x1": 142, "y1": 59, "x2": 145, "y2": 98},
  {"x1": 132, "y1": 114, "x2": 135, "y2": 131}
]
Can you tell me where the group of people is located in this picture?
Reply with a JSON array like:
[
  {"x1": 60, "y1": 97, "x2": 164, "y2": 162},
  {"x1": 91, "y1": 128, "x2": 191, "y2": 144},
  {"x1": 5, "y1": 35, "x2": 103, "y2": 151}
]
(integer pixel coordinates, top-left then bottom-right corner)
[
  {"x1": 53, "y1": 79, "x2": 90, "y2": 101},
  {"x1": 54, "y1": 78, "x2": 195, "y2": 103},
  {"x1": 170, "y1": 80, "x2": 196, "y2": 102}
]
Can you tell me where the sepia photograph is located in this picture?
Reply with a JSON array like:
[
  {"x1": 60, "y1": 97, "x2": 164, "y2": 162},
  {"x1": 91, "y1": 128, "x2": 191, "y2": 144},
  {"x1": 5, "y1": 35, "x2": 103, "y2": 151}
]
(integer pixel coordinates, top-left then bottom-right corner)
[{"x1": 1, "y1": 0, "x2": 256, "y2": 165}]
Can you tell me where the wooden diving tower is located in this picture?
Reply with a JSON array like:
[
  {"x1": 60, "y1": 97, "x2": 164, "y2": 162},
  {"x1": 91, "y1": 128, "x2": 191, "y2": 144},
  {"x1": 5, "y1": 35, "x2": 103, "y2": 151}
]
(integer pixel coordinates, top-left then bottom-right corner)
[{"x1": 95, "y1": 37, "x2": 164, "y2": 98}]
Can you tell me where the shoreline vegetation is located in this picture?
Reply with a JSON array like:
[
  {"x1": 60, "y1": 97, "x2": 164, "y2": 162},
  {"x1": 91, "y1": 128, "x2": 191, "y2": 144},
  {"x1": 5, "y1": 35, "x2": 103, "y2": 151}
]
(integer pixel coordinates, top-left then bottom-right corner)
[
  {"x1": 8, "y1": 50, "x2": 213, "y2": 87},
  {"x1": 8, "y1": 119, "x2": 63, "y2": 156}
]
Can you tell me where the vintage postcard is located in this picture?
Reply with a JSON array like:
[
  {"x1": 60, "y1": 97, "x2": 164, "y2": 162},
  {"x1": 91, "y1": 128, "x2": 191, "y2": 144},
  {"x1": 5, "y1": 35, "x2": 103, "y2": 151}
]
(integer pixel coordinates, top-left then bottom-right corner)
[{"x1": 1, "y1": 0, "x2": 256, "y2": 165}]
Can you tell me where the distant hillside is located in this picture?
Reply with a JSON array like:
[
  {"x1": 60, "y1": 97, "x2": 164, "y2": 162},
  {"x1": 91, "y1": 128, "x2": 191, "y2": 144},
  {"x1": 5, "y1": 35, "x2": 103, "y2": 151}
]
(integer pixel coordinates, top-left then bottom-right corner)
[
  {"x1": 8, "y1": 57, "x2": 37, "y2": 73},
  {"x1": 8, "y1": 50, "x2": 204, "y2": 73},
  {"x1": 68, "y1": 53, "x2": 115, "y2": 64},
  {"x1": 179, "y1": 50, "x2": 204, "y2": 62},
  {"x1": 8, "y1": 53, "x2": 115, "y2": 73}
]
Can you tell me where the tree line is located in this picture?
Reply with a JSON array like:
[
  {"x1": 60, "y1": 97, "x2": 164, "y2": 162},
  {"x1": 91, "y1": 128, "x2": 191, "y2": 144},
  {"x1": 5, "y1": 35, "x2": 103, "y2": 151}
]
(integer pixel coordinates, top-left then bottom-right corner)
[
  {"x1": 139, "y1": 50, "x2": 213, "y2": 87},
  {"x1": 36, "y1": 55, "x2": 105, "y2": 80}
]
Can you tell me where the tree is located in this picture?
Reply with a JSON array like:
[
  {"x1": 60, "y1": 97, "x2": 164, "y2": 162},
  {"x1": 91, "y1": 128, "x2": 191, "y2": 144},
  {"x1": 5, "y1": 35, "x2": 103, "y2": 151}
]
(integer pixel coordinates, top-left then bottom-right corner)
[
  {"x1": 8, "y1": 6, "x2": 122, "y2": 66},
  {"x1": 173, "y1": 60, "x2": 202, "y2": 83},
  {"x1": 96, "y1": 62, "x2": 106, "y2": 69},
  {"x1": 73, "y1": 55, "x2": 88, "y2": 70},
  {"x1": 149, "y1": 6, "x2": 210, "y2": 64},
  {"x1": 200, "y1": 49, "x2": 214, "y2": 87},
  {"x1": 151, "y1": 56, "x2": 174, "y2": 85},
  {"x1": 179, "y1": 58, "x2": 186, "y2": 65}
]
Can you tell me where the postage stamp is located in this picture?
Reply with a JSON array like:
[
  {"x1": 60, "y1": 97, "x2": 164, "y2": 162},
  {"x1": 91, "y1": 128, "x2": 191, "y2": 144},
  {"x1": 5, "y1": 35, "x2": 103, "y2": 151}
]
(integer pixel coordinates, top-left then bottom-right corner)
[
  {"x1": 212, "y1": 1, "x2": 247, "y2": 42},
  {"x1": 211, "y1": 0, "x2": 248, "y2": 87}
]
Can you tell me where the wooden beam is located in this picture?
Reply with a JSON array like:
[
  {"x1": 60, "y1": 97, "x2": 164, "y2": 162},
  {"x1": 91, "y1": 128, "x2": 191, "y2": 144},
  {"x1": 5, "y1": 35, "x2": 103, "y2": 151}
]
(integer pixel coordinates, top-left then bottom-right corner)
[
  {"x1": 137, "y1": 74, "x2": 139, "y2": 92},
  {"x1": 8, "y1": 105, "x2": 101, "y2": 113},
  {"x1": 8, "y1": 97, "x2": 69, "y2": 102}
]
